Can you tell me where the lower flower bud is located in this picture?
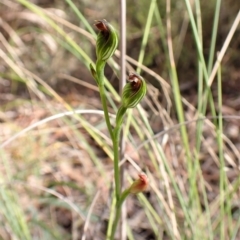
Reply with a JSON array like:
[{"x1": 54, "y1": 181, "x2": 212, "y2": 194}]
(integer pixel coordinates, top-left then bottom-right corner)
[
  {"x1": 128, "y1": 173, "x2": 148, "y2": 194},
  {"x1": 121, "y1": 72, "x2": 147, "y2": 109}
]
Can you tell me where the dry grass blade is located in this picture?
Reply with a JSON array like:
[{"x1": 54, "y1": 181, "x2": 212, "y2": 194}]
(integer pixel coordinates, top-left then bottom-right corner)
[
  {"x1": 81, "y1": 191, "x2": 100, "y2": 240},
  {"x1": 0, "y1": 110, "x2": 115, "y2": 148},
  {"x1": 208, "y1": 10, "x2": 240, "y2": 86}
]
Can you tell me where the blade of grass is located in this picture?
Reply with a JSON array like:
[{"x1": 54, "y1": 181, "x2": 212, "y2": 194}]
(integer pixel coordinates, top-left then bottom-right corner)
[
  {"x1": 64, "y1": 0, "x2": 96, "y2": 36},
  {"x1": 0, "y1": 189, "x2": 31, "y2": 240},
  {"x1": 135, "y1": 105, "x2": 193, "y2": 234},
  {"x1": 0, "y1": 109, "x2": 115, "y2": 149},
  {"x1": 216, "y1": 59, "x2": 226, "y2": 240},
  {"x1": 31, "y1": 218, "x2": 69, "y2": 240},
  {"x1": 136, "y1": 0, "x2": 157, "y2": 74},
  {"x1": 0, "y1": 151, "x2": 31, "y2": 240},
  {"x1": 17, "y1": 0, "x2": 120, "y2": 105},
  {"x1": 119, "y1": 0, "x2": 127, "y2": 238},
  {"x1": 183, "y1": 0, "x2": 216, "y2": 119},
  {"x1": 208, "y1": 10, "x2": 240, "y2": 86},
  {"x1": 194, "y1": 1, "x2": 213, "y2": 238},
  {"x1": 166, "y1": 0, "x2": 198, "y2": 229},
  {"x1": 195, "y1": 0, "x2": 204, "y2": 151},
  {"x1": 106, "y1": 190, "x2": 117, "y2": 240},
  {"x1": 207, "y1": 0, "x2": 222, "y2": 73},
  {"x1": 231, "y1": 215, "x2": 240, "y2": 240},
  {"x1": 193, "y1": 150, "x2": 214, "y2": 240}
]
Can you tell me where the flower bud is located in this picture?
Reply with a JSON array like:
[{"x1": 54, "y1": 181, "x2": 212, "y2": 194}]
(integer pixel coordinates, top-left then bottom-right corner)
[
  {"x1": 129, "y1": 173, "x2": 148, "y2": 194},
  {"x1": 95, "y1": 19, "x2": 118, "y2": 61},
  {"x1": 121, "y1": 72, "x2": 147, "y2": 109}
]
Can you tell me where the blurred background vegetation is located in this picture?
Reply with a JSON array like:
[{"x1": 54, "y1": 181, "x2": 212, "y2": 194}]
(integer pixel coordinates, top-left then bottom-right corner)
[{"x1": 0, "y1": 0, "x2": 240, "y2": 239}]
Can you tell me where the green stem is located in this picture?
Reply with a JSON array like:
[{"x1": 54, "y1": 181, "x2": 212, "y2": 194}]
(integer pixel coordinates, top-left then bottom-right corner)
[
  {"x1": 110, "y1": 106, "x2": 128, "y2": 238},
  {"x1": 110, "y1": 204, "x2": 121, "y2": 239},
  {"x1": 113, "y1": 105, "x2": 127, "y2": 199},
  {"x1": 119, "y1": 189, "x2": 131, "y2": 207},
  {"x1": 113, "y1": 127, "x2": 121, "y2": 201},
  {"x1": 106, "y1": 190, "x2": 116, "y2": 239},
  {"x1": 116, "y1": 105, "x2": 127, "y2": 128},
  {"x1": 110, "y1": 189, "x2": 130, "y2": 239},
  {"x1": 96, "y1": 60, "x2": 114, "y2": 140},
  {"x1": 95, "y1": 58, "x2": 125, "y2": 239}
]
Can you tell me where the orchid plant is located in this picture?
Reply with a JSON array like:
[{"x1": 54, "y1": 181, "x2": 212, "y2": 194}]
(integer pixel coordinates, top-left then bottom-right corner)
[{"x1": 90, "y1": 19, "x2": 148, "y2": 239}]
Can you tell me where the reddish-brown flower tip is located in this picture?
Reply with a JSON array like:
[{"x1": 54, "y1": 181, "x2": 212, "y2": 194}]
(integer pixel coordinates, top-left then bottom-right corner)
[
  {"x1": 128, "y1": 72, "x2": 143, "y2": 91},
  {"x1": 94, "y1": 19, "x2": 118, "y2": 61},
  {"x1": 94, "y1": 19, "x2": 109, "y2": 32},
  {"x1": 129, "y1": 173, "x2": 148, "y2": 194}
]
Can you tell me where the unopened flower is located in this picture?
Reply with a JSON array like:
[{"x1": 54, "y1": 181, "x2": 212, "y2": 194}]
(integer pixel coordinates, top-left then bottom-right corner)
[
  {"x1": 121, "y1": 72, "x2": 147, "y2": 109},
  {"x1": 95, "y1": 19, "x2": 118, "y2": 62},
  {"x1": 115, "y1": 72, "x2": 147, "y2": 127},
  {"x1": 129, "y1": 173, "x2": 148, "y2": 194}
]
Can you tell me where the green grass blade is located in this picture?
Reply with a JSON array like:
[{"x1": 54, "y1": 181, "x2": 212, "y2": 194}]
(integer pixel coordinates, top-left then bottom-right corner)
[
  {"x1": 64, "y1": 0, "x2": 96, "y2": 36},
  {"x1": 207, "y1": 0, "x2": 222, "y2": 73}
]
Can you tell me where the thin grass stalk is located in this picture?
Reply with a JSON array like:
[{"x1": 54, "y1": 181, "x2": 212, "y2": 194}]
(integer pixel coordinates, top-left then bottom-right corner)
[
  {"x1": 154, "y1": 7, "x2": 168, "y2": 56},
  {"x1": 135, "y1": 106, "x2": 183, "y2": 237},
  {"x1": 231, "y1": 215, "x2": 240, "y2": 240},
  {"x1": 166, "y1": 0, "x2": 196, "y2": 226},
  {"x1": 126, "y1": 110, "x2": 165, "y2": 182},
  {"x1": 193, "y1": 150, "x2": 214, "y2": 240},
  {"x1": 154, "y1": 143, "x2": 193, "y2": 233},
  {"x1": 135, "y1": 105, "x2": 191, "y2": 235},
  {"x1": 192, "y1": 0, "x2": 204, "y2": 221},
  {"x1": 182, "y1": 2, "x2": 218, "y2": 228},
  {"x1": 183, "y1": 0, "x2": 216, "y2": 119},
  {"x1": 0, "y1": 109, "x2": 115, "y2": 149},
  {"x1": 119, "y1": 0, "x2": 127, "y2": 239},
  {"x1": 19, "y1": 0, "x2": 116, "y2": 135},
  {"x1": 97, "y1": 62, "x2": 114, "y2": 140},
  {"x1": 138, "y1": 189, "x2": 180, "y2": 239},
  {"x1": 18, "y1": 0, "x2": 121, "y2": 105},
  {"x1": 217, "y1": 59, "x2": 225, "y2": 240},
  {"x1": 138, "y1": 193, "x2": 163, "y2": 226},
  {"x1": 27, "y1": 64, "x2": 115, "y2": 161},
  {"x1": 194, "y1": 2, "x2": 213, "y2": 237},
  {"x1": 207, "y1": 0, "x2": 222, "y2": 73},
  {"x1": 17, "y1": 0, "x2": 92, "y2": 63},
  {"x1": 208, "y1": 10, "x2": 240, "y2": 86},
  {"x1": 139, "y1": 125, "x2": 179, "y2": 238},
  {"x1": 64, "y1": 0, "x2": 96, "y2": 36},
  {"x1": 126, "y1": 225, "x2": 134, "y2": 240},
  {"x1": 195, "y1": 0, "x2": 204, "y2": 151},
  {"x1": 136, "y1": 0, "x2": 157, "y2": 74},
  {"x1": 121, "y1": 0, "x2": 160, "y2": 192},
  {"x1": 144, "y1": 207, "x2": 161, "y2": 239},
  {"x1": 166, "y1": 0, "x2": 191, "y2": 161},
  {"x1": 0, "y1": 152, "x2": 31, "y2": 240},
  {"x1": 59, "y1": 116, "x2": 107, "y2": 178}
]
